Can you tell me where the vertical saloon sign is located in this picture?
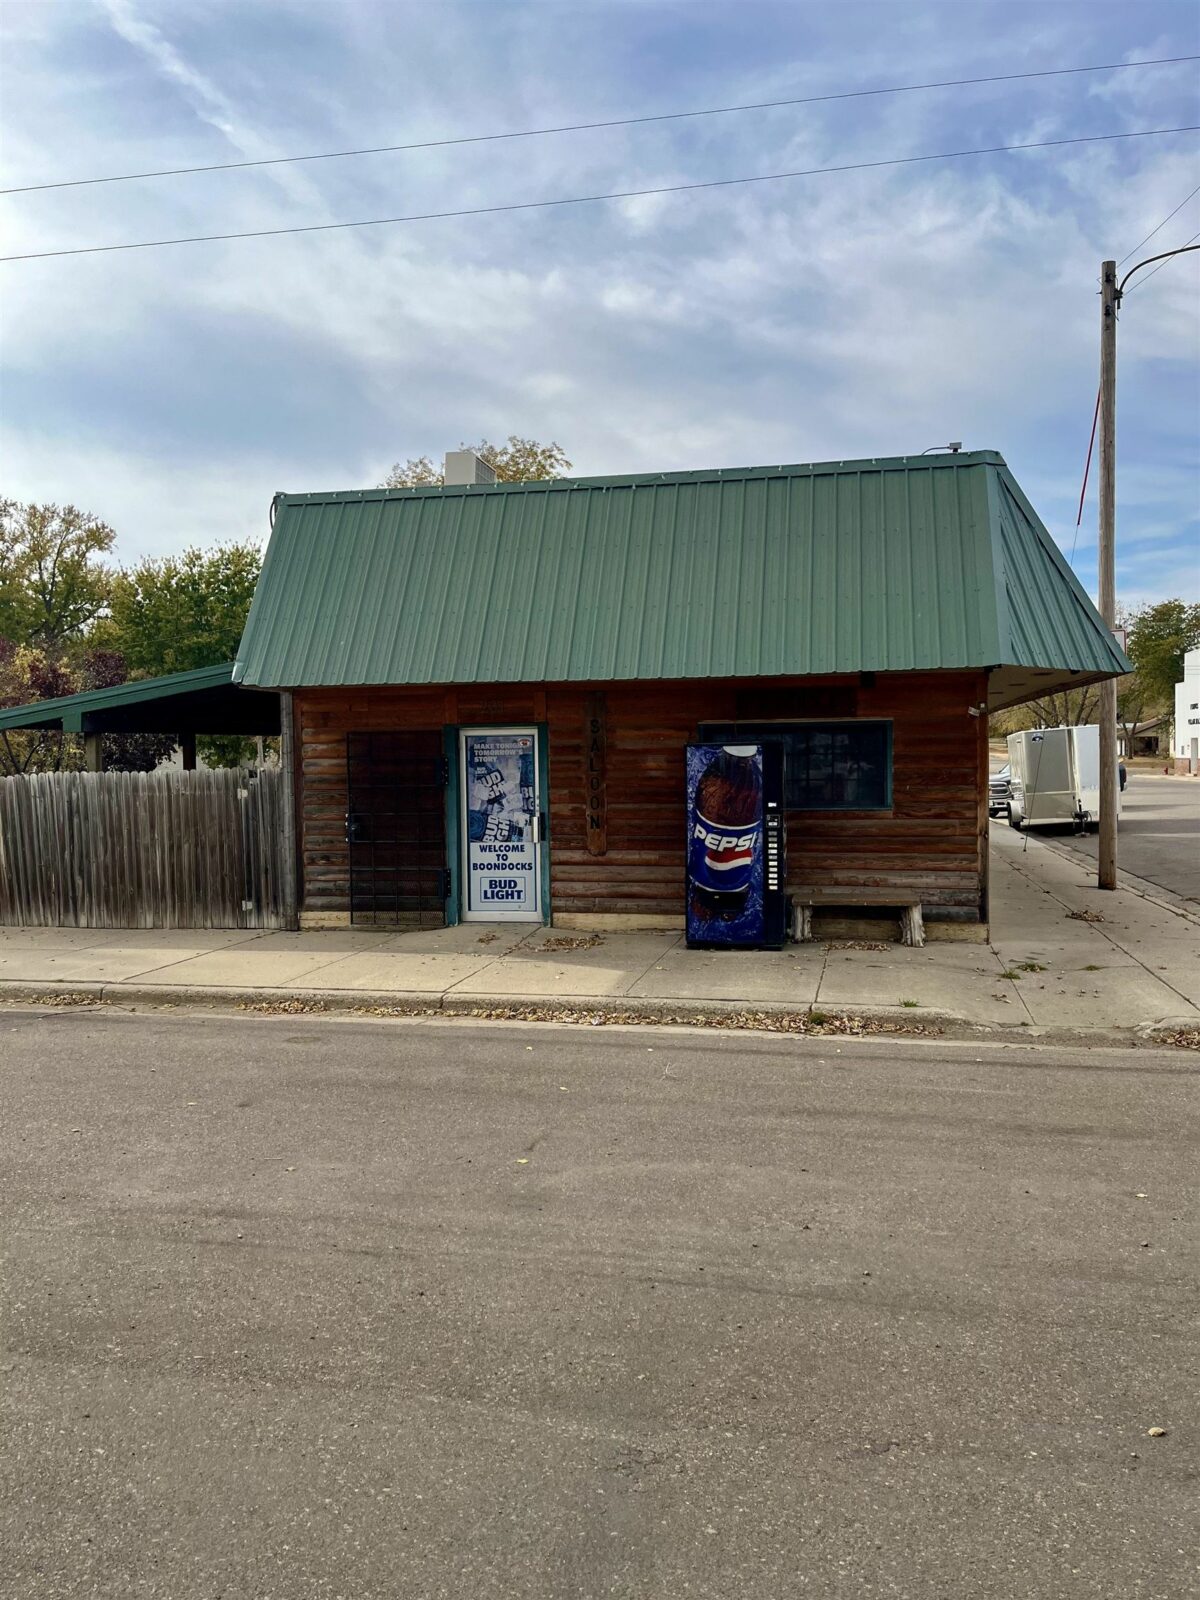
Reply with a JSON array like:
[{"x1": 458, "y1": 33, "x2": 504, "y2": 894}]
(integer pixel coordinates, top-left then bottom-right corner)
[{"x1": 585, "y1": 694, "x2": 607, "y2": 855}]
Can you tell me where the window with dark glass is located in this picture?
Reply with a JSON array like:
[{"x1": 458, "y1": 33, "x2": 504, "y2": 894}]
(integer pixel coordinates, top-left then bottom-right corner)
[{"x1": 698, "y1": 721, "x2": 892, "y2": 811}]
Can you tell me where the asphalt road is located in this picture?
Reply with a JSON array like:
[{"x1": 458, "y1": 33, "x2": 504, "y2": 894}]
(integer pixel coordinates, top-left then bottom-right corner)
[
  {"x1": 2, "y1": 1010, "x2": 1197, "y2": 1600},
  {"x1": 1054, "y1": 773, "x2": 1200, "y2": 904},
  {"x1": 997, "y1": 771, "x2": 1200, "y2": 905}
]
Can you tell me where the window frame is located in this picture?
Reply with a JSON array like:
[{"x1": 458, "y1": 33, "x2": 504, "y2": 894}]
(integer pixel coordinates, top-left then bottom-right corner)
[{"x1": 697, "y1": 719, "x2": 894, "y2": 813}]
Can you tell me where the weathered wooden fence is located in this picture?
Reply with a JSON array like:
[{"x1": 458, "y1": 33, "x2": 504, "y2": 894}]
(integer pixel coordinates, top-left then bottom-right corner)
[{"x1": 0, "y1": 768, "x2": 293, "y2": 929}]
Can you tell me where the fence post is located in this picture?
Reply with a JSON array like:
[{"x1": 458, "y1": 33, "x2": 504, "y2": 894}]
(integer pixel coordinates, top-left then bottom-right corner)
[{"x1": 278, "y1": 691, "x2": 300, "y2": 930}]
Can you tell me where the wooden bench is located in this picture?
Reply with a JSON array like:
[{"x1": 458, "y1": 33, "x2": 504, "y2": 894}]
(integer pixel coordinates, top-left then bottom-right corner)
[{"x1": 791, "y1": 889, "x2": 925, "y2": 948}]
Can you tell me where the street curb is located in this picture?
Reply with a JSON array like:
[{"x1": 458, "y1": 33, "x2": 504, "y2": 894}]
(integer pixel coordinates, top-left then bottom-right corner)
[
  {"x1": 0, "y1": 981, "x2": 110, "y2": 1005},
  {"x1": 2, "y1": 977, "x2": 1192, "y2": 1049},
  {"x1": 1, "y1": 978, "x2": 957, "y2": 1026}
]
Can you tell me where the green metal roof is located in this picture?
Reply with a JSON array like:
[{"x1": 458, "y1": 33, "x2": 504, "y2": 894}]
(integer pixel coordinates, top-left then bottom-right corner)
[
  {"x1": 0, "y1": 663, "x2": 280, "y2": 735},
  {"x1": 234, "y1": 452, "x2": 1129, "y2": 709}
]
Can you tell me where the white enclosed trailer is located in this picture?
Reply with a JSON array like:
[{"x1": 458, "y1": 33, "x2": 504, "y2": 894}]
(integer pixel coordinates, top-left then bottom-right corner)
[{"x1": 1006, "y1": 725, "x2": 1117, "y2": 832}]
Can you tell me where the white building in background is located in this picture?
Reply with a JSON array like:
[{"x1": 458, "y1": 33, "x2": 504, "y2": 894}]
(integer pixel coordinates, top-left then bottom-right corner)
[{"x1": 1175, "y1": 647, "x2": 1200, "y2": 774}]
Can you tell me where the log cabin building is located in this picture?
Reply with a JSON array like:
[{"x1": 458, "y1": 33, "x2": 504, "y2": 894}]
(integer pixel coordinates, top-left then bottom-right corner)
[{"x1": 232, "y1": 450, "x2": 1128, "y2": 938}]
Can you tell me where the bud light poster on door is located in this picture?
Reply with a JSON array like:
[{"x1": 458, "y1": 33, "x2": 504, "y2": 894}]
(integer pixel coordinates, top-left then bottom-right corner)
[
  {"x1": 464, "y1": 733, "x2": 537, "y2": 916},
  {"x1": 686, "y1": 743, "x2": 765, "y2": 947}
]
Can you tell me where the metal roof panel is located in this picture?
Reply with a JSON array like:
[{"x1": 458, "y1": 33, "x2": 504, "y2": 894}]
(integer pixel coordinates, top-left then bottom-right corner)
[{"x1": 233, "y1": 453, "x2": 1127, "y2": 690}]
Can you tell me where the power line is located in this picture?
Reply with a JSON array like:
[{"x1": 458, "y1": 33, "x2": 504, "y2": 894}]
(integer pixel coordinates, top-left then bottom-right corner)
[
  {"x1": 3, "y1": 53, "x2": 1197, "y2": 196},
  {"x1": 1118, "y1": 179, "x2": 1200, "y2": 264},
  {"x1": 1125, "y1": 228, "x2": 1200, "y2": 289},
  {"x1": 1076, "y1": 233, "x2": 1200, "y2": 544},
  {"x1": 4, "y1": 124, "x2": 1197, "y2": 264}
]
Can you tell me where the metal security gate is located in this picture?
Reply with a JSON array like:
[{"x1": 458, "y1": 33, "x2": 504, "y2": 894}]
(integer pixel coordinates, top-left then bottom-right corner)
[{"x1": 346, "y1": 732, "x2": 447, "y2": 928}]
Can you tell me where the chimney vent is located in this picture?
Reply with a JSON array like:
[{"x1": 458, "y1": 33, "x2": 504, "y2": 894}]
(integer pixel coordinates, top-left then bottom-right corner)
[{"x1": 443, "y1": 449, "x2": 498, "y2": 486}]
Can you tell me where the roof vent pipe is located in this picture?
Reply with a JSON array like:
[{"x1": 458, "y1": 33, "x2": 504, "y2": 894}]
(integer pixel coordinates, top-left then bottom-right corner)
[{"x1": 443, "y1": 449, "x2": 498, "y2": 486}]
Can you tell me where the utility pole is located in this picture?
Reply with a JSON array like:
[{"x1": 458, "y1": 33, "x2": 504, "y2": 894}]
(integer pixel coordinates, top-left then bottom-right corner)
[
  {"x1": 1097, "y1": 260, "x2": 1118, "y2": 889},
  {"x1": 1081, "y1": 241, "x2": 1197, "y2": 889}
]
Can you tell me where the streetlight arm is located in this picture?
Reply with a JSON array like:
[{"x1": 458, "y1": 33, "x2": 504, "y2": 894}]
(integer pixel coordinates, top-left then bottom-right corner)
[{"x1": 1118, "y1": 241, "x2": 1200, "y2": 296}]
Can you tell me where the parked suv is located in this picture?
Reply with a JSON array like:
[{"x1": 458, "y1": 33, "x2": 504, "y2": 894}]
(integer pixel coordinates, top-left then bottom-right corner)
[{"x1": 988, "y1": 764, "x2": 1012, "y2": 818}]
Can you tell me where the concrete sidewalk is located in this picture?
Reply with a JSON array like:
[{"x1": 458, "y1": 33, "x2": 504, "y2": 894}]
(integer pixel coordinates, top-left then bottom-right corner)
[{"x1": 2, "y1": 824, "x2": 1197, "y2": 1036}]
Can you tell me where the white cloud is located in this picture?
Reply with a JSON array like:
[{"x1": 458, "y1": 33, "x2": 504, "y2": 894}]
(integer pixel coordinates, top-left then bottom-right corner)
[
  {"x1": 0, "y1": 0, "x2": 1195, "y2": 604},
  {"x1": 97, "y1": 0, "x2": 241, "y2": 144},
  {"x1": 0, "y1": 426, "x2": 280, "y2": 561}
]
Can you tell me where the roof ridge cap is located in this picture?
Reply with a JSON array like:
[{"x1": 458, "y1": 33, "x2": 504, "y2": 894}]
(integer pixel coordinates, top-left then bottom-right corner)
[{"x1": 275, "y1": 449, "x2": 1006, "y2": 506}]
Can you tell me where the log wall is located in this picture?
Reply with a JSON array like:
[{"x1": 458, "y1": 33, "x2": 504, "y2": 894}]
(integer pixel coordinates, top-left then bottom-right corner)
[{"x1": 292, "y1": 671, "x2": 989, "y2": 923}]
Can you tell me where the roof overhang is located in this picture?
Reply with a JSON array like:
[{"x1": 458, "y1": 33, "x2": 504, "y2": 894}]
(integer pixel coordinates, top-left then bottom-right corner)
[
  {"x1": 0, "y1": 663, "x2": 280, "y2": 737},
  {"x1": 988, "y1": 663, "x2": 1128, "y2": 714}
]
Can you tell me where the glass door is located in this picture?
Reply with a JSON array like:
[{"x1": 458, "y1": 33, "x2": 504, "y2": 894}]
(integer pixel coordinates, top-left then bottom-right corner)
[{"x1": 459, "y1": 728, "x2": 543, "y2": 921}]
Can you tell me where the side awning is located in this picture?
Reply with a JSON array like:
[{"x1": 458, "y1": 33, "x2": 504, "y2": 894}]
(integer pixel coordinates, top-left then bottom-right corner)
[{"x1": 0, "y1": 663, "x2": 280, "y2": 737}]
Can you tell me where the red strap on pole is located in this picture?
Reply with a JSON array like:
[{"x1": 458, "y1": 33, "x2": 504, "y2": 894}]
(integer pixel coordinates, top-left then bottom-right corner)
[{"x1": 1076, "y1": 384, "x2": 1101, "y2": 527}]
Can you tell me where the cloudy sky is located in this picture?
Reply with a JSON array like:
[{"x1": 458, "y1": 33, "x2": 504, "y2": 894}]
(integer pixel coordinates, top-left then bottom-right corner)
[{"x1": 1, "y1": 0, "x2": 1197, "y2": 606}]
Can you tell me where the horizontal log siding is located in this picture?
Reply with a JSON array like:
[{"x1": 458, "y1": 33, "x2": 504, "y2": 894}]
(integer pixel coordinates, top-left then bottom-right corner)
[
  {"x1": 547, "y1": 673, "x2": 987, "y2": 917},
  {"x1": 293, "y1": 672, "x2": 988, "y2": 920}
]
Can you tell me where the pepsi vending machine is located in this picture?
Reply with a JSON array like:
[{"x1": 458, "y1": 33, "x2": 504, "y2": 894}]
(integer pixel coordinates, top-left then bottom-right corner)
[{"x1": 685, "y1": 742, "x2": 788, "y2": 949}]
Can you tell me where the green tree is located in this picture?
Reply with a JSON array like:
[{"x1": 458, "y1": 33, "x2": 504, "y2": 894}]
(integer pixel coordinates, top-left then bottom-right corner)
[
  {"x1": 98, "y1": 543, "x2": 263, "y2": 677},
  {"x1": 0, "y1": 499, "x2": 29, "y2": 642},
  {"x1": 1126, "y1": 599, "x2": 1200, "y2": 707},
  {"x1": 93, "y1": 543, "x2": 264, "y2": 768},
  {"x1": 0, "y1": 499, "x2": 115, "y2": 649},
  {"x1": 381, "y1": 435, "x2": 571, "y2": 489}
]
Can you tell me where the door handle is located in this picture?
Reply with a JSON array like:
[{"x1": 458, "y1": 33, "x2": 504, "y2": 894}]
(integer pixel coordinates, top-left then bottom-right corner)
[{"x1": 532, "y1": 810, "x2": 547, "y2": 844}]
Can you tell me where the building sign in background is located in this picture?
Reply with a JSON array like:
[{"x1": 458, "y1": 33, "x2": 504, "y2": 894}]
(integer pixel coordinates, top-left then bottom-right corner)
[{"x1": 464, "y1": 732, "x2": 537, "y2": 916}]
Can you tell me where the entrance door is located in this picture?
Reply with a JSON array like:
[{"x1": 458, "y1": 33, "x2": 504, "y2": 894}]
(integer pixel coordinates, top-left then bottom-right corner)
[
  {"x1": 460, "y1": 728, "x2": 543, "y2": 921},
  {"x1": 346, "y1": 731, "x2": 447, "y2": 928}
]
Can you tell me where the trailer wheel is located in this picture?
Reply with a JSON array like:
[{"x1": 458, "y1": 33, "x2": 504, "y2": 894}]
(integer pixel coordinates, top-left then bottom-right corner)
[{"x1": 1008, "y1": 809, "x2": 1024, "y2": 831}]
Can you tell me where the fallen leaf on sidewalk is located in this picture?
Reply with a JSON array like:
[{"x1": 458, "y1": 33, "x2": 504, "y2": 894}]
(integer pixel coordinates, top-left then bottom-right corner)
[
  {"x1": 1152, "y1": 1027, "x2": 1200, "y2": 1051},
  {"x1": 1067, "y1": 909, "x2": 1106, "y2": 923},
  {"x1": 462, "y1": 1004, "x2": 940, "y2": 1038},
  {"x1": 240, "y1": 998, "x2": 330, "y2": 1015},
  {"x1": 4, "y1": 992, "x2": 109, "y2": 1009}
]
